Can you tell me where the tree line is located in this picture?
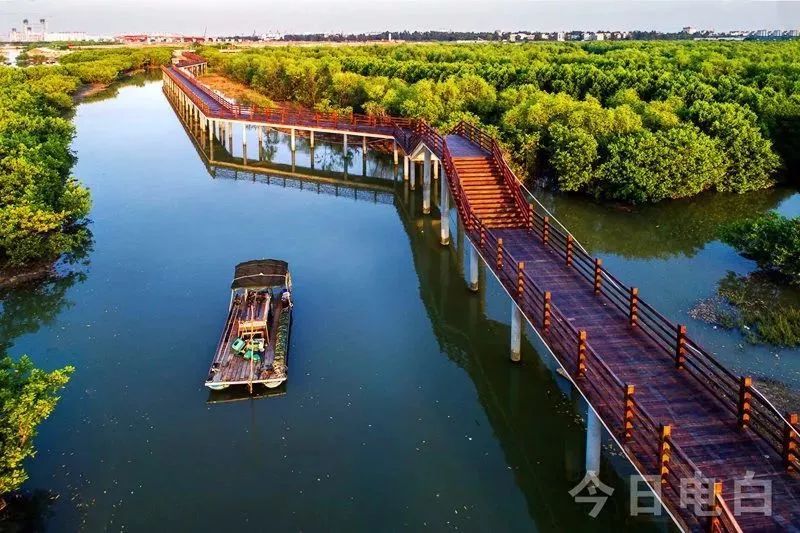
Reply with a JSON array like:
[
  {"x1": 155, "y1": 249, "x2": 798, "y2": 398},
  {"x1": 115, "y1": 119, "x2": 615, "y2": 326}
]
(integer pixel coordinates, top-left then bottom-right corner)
[
  {"x1": 199, "y1": 41, "x2": 799, "y2": 203},
  {"x1": 0, "y1": 47, "x2": 174, "y2": 272}
]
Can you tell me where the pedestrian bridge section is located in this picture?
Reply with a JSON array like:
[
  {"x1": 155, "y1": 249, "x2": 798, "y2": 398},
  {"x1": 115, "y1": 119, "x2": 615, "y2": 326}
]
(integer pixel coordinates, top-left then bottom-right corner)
[{"x1": 163, "y1": 57, "x2": 800, "y2": 531}]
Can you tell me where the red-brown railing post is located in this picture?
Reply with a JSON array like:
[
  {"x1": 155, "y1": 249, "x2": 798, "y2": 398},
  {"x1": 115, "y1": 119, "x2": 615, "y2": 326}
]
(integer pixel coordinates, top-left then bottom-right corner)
[
  {"x1": 623, "y1": 384, "x2": 635, "y2": 441},
  {"x1": 629, "y1": 287, "x2": 639, "y2": 328},
  {"x1": 658, "y1": 424, "x2": 671, "y2": 484},
  {"x1": 566, "y1": 234, "x2": 574, "y2": 267},
  {"x1": 528, "y1": 203, "x2": 534, "y2": 230},
  {"x1": 675, "y1": 325, "x2": 687, "y2": 369},
  {"x1": 542, "y1": 216, "x2": 550, "y2": 245},
  {"x1": 707, "y1": 480, "x2": 723, "y2": 532},
  {"x1": 542, "y1": 291, "x2": 552, "y2": 333},
  {"x1": 593, "y1": 259, "x2": 603, "y2": 295},
  {"x1": 784, "y1": 413, "x2": 798, "y2": 471},
  {"x1": 737, "y1": 376, "x2": 752, "y2": 429},
  {"x1": 517, "y1": 262, "x2": 525, "y2": 298},
  {"x1": 496, "y1": 238, "x2": 504, "y2": 270},
  {"x1": 576, "y1": 330, "x2": 587, "y2": 378}
]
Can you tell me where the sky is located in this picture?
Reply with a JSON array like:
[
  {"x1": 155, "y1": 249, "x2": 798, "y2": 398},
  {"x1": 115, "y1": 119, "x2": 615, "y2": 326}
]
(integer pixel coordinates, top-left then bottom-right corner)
[{"x1": 0, "y1": 0, "x2": 798, "y2": 35}]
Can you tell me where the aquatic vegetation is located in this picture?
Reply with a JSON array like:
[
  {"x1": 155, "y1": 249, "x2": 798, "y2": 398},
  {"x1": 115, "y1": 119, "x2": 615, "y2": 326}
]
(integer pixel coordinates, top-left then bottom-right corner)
[
  {"x1": 691, "y1": 272, "x2": 800, "y2": 347},
  {"x1": 720, "y1": 212, "x2": 800, "y2": 284}
]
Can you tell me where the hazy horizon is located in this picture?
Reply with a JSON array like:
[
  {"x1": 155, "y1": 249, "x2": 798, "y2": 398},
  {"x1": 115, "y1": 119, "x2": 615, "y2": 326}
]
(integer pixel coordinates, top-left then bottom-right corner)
[{"x1": 0, "y1": 0, "x2": 798, "y2": 35}]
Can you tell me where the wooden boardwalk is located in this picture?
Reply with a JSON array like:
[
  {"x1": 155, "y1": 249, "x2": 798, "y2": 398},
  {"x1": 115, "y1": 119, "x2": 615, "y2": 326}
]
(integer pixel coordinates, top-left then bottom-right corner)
[{"x1": 164, "y1": 60, "x2": 800, "y2": 531}]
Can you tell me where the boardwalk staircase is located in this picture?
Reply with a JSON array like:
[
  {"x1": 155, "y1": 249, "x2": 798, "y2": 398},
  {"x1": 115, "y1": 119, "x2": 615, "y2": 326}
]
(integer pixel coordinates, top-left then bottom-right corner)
[{"x1": 451, "y1": 155, "x2": 526, "y2": 229}]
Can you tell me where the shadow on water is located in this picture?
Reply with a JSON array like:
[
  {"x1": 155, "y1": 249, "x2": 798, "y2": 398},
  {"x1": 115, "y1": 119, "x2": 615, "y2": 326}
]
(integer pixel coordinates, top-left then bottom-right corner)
[
  {"x1": 171, "y1": 91, "x2": 672, "y2": 531},
  {"x1": 0, "y1": 490, "x2": 58, "y2": 533}
]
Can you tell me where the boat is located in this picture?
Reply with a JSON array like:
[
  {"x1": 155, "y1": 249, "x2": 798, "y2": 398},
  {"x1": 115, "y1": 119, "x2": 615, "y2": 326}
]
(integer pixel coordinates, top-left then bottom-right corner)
[{"x1": 205, "y1": 259, "x2": 293, "y2": 392}]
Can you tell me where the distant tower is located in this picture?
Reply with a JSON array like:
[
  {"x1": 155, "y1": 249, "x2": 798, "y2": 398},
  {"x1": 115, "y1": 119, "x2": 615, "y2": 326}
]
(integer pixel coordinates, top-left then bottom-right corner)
[
  {"x1": 22, "y1": 19, "x2": 29, "y2": 41},
  {"x1": 40, "y1": 18, "x2": 47, "y2": 35}
]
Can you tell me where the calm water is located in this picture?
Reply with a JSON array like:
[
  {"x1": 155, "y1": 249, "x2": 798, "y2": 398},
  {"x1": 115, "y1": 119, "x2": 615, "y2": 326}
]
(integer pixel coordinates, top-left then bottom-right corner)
[{"x1": 2, "y1": 75, "x2": 798, "y2": 531}]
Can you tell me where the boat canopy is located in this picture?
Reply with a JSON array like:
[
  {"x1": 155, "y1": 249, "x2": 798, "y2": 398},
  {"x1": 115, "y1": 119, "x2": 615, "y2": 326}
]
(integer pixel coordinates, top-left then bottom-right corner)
[{"x1": 231, "y1": 259, "x2": 290, "y2": 290}]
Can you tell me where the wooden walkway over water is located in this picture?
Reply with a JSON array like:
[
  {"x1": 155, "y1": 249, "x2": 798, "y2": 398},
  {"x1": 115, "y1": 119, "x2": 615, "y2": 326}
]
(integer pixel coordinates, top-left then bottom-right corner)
[{"x1": 163, "y1": 55, "x2": 800, "y2": 531}]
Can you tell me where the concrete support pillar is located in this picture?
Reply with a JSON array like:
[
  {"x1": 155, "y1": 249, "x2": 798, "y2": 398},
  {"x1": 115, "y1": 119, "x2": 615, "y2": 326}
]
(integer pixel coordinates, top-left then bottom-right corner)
[
  {"x1": 310, "y1": 146, "x2": 315, "y2": 169},
  {"x1": 310, "y1": 130, "x2": 315, "y2": 148},
  {"x1": 410, "y1": 161, "x2": 416, "y2": 190},
  {"x1": 423, "y1": 150, "x2": 432, "y2": 214},
  {"x1": 227, "y1": 122, "x2": 233, "y2": 153},
  {"x1": 433, "y1": 160, "x2": 439, "y2": 180},
  {"x1": 403, "y1": 156, "x2": 410, "y2": 181},
  {"x1": 586, "y1": 408, "x2": 602, "y2": 476},
  {"x1": 290, "y1": 128, "x2": 296, "y2": 151},
  {"x1": 362, "y1": 136, "x2": 367, "y2": 155},
  {"x1": 510, "y1": 302, "x2": 522, "y2": 362},
  {"x1": 393, "y1": 141, "x2": 399, "y2": 166},
  {"x1": 468, "y1": 242, "x2": 479, "y2": 292},
  {"x1": 440, "y1": 170, "x2": 450, "y2": 245}
]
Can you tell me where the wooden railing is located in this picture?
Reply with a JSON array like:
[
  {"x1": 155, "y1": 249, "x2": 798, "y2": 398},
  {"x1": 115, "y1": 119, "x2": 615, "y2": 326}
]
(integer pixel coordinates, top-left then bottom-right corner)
[{"x1": 163, "y1": 66, "x2": 416, "y2": 140}]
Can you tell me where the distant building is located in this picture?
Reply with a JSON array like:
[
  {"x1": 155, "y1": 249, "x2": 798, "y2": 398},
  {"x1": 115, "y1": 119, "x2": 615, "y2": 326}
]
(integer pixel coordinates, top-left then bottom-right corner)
[
  {"x1": 788, "y1": 29, "x2": 799, "y2": 37},
  {"x1": 556, "y1": 31, "x2": 565, "y2": 42},
  {"x1": 583, "y1": 32, "x2": 605, "y2": 41},
  {"x1": 682, "y1": 26, "x2": 698, "y2": 34}
]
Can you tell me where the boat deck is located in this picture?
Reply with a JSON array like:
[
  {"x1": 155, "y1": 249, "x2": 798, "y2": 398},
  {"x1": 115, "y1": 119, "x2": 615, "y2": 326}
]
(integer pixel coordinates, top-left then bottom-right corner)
[{"x1": 205, "y1": 297, "x2": 286, "y2": 388}]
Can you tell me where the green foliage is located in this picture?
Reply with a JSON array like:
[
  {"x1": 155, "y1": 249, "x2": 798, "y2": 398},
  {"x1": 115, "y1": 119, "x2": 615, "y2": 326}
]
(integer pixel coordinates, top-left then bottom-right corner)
[
  {"x1": 0, "y1": 354, "x2": 73, "y2": 496},
  {"x1": 0, "y1": 46, "x2": 166, "y2": 269},
  {"x1": 687, "y1": 101, "x2": 780, "y2": 192},
  {"x1": 720, "y1": 212, "x2": 800, "y2": 283},
  {"x1": 201, "y1": 40, "x2": 799, "y2": 203},
  {"x1": 597, "y1": 125, "x2": 725, "y2": 203}
]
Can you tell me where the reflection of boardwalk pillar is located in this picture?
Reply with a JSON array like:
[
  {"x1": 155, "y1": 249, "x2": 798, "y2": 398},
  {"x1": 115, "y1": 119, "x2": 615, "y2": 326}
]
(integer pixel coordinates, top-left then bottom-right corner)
[
  {"x1": 586, "y1": 408, "x2": 602, "y2": 476},
  {"x1": 423, "y1": 150, "x2": 432, "y2": 214},
  {"x1": 242, "y1": 123, "x2": 247, "y2": 165},
  {"x1": 440, "y1": 170, "x2": 450, "y2": 245},
  {"x1": 257, "y1": 126, "x2": 263, "y2": 161},
  {"x1": 468, "y1": 242, "x2": 479, "y2": 291},
  {"x1": 310, "y1": 146, "x2": 315, "y2": 170},
  {"x1": 510, "y1": 303, "x2": 522, "y2": 362}
]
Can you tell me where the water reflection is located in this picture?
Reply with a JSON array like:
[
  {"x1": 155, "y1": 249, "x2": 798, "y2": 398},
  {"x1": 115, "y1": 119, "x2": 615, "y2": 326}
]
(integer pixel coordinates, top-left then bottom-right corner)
[{"x1": 535, "y1": 187, "x2": 796, "y2": 259}]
